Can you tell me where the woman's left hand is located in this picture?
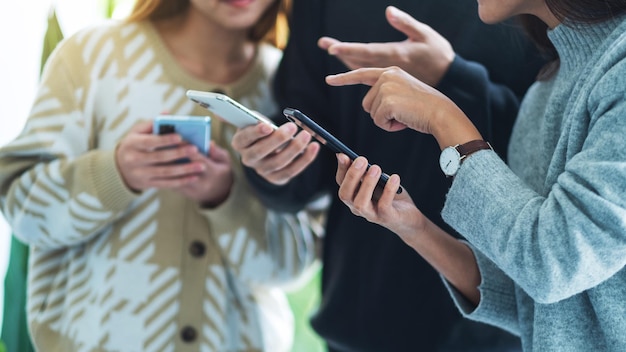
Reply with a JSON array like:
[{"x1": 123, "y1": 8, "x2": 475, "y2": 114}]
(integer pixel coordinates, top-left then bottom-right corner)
[
  {"x1": 335, "y1": 153, "x2": 426, "y2": 246},
  {"x1": 175, "y1": 141, "x2": 234, "y2": 207}
]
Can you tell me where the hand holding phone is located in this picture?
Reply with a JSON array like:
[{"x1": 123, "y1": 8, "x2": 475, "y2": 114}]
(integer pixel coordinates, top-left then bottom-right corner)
[
  {"x1": 186, "y1": 90, "x2": 278, "y2": 130},
  {"x1": 282, "y1": 108, "x2": 402, "y2": 194}
]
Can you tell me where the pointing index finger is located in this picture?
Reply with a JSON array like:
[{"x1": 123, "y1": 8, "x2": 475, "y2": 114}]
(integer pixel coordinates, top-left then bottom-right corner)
[{"x1": 325, "y1": 67, "x2": 385, "y2": 87}]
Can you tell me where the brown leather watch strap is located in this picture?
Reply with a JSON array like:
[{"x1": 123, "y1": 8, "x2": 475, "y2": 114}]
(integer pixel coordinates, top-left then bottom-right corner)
[{"x1": 457, "y1": 140, "x2": 492, "y2": 159}]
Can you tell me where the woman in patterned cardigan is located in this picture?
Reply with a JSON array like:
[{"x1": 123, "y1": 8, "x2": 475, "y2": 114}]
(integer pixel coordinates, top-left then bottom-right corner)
[{"x1": 0, "y1": 0, "x2": 323, "y2": 351}]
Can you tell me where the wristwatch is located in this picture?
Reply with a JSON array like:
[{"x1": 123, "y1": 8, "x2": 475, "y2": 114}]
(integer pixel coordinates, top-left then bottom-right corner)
[{"x1": 439, "y1": 139, "x2": 492, "y2": 177}]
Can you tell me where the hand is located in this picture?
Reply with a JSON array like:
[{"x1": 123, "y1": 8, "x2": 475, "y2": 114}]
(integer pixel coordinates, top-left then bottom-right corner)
[
  {"x1": 174, "y1": 141, "x2": 234, "y2": 206},
  {"x1": 230, "y1": 122, "x2": 320, "y2": 185},
  {"x1": 337, "y1": 153, "x2": 483, "y2": 303},
  {"x1": 326, "y1": 66, "x2": 482, "y2": 149},
  {"x1": 335, "y1": 153, "x2": 426, "y2": 244},
  {"x1": 318, "y1": 6, "x2": 454, "y2": 87},
  {"x1": 116, "y1": 121, "x2": 207, "y2": 191}
]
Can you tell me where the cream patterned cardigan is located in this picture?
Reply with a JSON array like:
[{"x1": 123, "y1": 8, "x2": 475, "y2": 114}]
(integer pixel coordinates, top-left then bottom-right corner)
[{"x1": 0, "y1": 20, "x2": 319, "y2": 352}]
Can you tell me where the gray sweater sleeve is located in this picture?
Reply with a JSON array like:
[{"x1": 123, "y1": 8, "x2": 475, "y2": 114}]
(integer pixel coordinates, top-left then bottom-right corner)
[
  {"x1": 442, "y1": 242, "x2": 520, "y2": 335},
  {"x1": 441, "y1": 78, "x2": 626, "y2": 305}
]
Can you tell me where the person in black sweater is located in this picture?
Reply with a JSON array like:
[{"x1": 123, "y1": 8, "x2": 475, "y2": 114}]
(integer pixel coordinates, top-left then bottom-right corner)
[{"x1": 232, "y1": 1, "x2": 545, "y2": 351}]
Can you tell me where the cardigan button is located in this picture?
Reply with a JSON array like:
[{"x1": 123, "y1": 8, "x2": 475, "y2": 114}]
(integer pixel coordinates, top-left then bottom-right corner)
[
  {"x1": 180, "y1": 326, "x2": 197, "y2": 343},
  {"x1": 189, "y1": 241, "x2": 206, "y2": 258}
]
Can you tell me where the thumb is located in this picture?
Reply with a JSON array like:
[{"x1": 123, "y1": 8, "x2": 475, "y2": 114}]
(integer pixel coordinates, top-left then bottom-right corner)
[
  {"x1": 385, "y1": 6, "x2": 428, "y2": 41},
  {"x1": 132, "y1": 120, "x2": 155, "y2": 134},
  {"x1": 208, "y1": 141, "x2": 231, "y2": 162}
]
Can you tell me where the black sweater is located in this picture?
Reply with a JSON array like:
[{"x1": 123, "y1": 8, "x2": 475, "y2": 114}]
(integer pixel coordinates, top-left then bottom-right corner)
[{"x1": 247, "y1": 1, "x2": 545, "y2": 351}]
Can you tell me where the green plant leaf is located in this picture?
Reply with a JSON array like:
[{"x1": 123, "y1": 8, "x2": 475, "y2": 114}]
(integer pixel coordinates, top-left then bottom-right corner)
[{"x1": 41, "y1": 7, "x2": 64, "y2": 74}]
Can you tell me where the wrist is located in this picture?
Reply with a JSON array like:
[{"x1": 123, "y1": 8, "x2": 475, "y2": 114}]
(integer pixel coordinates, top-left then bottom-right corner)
[
  {"x1": 430, "y1": 104, "x2": 483, "y2": 150},
  {"x1": 199, "y1": 173, "x2": 234, "y2": 208},
  {"x1": 200, "y1": 187, "x2": 231, "y2": 209}
]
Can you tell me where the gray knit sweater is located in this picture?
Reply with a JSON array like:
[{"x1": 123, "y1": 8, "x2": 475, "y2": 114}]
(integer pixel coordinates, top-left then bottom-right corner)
[{"x1": 441, "y1": 15, "x2": 626, "y2": 352}]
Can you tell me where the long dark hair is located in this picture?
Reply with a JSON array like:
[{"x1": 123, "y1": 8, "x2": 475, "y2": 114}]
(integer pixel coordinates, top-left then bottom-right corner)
[{"x1": 520, "y1": 0, "x2": 626, "y2": 79}]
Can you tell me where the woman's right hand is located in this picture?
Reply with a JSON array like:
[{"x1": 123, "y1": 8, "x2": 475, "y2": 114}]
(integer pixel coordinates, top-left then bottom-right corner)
[
  {"x1": 326, "y1": 66, "x2": 483, "y2": 149},
  {"x1": 115, "y1": 121, "x2": 206, "y2": 191}
]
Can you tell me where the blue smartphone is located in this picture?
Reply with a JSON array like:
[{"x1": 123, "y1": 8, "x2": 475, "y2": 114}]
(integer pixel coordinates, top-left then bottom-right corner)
[
  {"x1": 283, "y1": 108, "x2": 402, "y2": 194},
  {"x1": 153, "y1": 115, "x2": 212, "y2": 161}
]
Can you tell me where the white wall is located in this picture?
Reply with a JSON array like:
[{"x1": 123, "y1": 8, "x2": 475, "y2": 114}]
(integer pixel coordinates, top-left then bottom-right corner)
[{"x1": 0, "y1": 0, "x2": 121, "y2": 332}]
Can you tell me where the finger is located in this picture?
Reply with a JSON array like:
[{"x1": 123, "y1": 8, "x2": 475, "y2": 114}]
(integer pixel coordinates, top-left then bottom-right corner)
[
  {"x1": 325, "y1": 68, "x2": 385, "y2": 87},
  {"x1": 148, "y1": 162, "x2": 205, "y2": 180},
  {"x1": 130, "y1": 120, "x2": 154, "y2": 134},
  {"x1": 325, "y1": 43, "x2": 393, "y2": 71},
  {"x1": 377, "y1": 174, "x2": 402, "y2": 208},
  {"x1": 131, "y1": 132, "x2": 183, "y2": 153},
  {"x1": 148, "y1": 144, "x2": 199, "y2": 164},
  {"x1": 263, "y1": 143, "x2": 320, "y2": 185},
  {"x1": 353, "y1": 164, "x2": 382, "y2": 210},
  {"x1": 231, "y1": 123, "x2": 275, "y2": 150},
  {"x1": 366, "y1": 89, "x2": 400, "y2": 132},
  {"x1": 123, "y1": 120, "x2": 183, "y2": 152},
  {"x1": 385, "y1": 6, "x2": 429, "y2": 41},
  {"x1": 206, "y1": 141, "x2": 231, "y2": 163},
  {"x1": 335, "y1": 153, "x2": 351, "y2": 185},
  {"x1": 361, "y1": 79, "x2": 381, "y2": 114},
  {"x1": 239, "y1": 123, "x2": 300, "y2": 166},
  {"x1": 318, "y1": 36, "x2": 341, "y2": 50},
  {"x1": 337, "y1": 157, "x2": 369, "y2": 204},
  {"x1": 234, "y1": 123, "x2": 296, "y2": 161},
  {"x1": 326, "y1": 42, "x2": 390, "y2": 62},
  {"x1": 254, "y1": 129, "x2": 313, "y2": 174}
]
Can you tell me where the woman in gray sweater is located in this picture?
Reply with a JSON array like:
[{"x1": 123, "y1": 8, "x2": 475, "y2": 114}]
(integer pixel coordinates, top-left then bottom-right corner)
[{"x1": 327, "y1": 0, "x2": 626, "y2": 351}]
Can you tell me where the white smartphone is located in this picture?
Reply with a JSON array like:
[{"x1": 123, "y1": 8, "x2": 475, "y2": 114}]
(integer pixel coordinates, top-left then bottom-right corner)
[{"x1": 186, "y1": 90, "x2": 278, "y2": 129}]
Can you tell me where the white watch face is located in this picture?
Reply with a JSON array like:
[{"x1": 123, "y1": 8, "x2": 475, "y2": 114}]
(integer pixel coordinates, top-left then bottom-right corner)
[{"x1": 439, "y1": 146, "x2": 461, "y2": 176}]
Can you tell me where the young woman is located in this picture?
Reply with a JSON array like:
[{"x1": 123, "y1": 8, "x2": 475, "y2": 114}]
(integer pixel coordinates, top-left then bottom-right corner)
[
  {"x1": 0, "y1": 0, "x2": 320, "y2": 351},
  {"x1": 327, "y1": 0, "x2": 626, "y2": 350}
]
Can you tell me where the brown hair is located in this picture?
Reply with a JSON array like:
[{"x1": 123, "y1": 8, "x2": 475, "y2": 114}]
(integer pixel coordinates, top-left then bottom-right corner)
[
  {"x1": 519, "y1": 0, "x2": 626, "y2": 80},
  {"x1": 125, "y1": 0, "x2": 291, "y2": 49}
]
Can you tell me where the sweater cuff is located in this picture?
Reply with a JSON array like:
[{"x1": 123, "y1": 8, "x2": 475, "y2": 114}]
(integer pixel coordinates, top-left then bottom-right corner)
[
  {"x1": 442, "y1": 242, "x2": 519, "y2": 335},
  {"x1": 87, "y1": 149, "x2": 139, "y2": 211}
]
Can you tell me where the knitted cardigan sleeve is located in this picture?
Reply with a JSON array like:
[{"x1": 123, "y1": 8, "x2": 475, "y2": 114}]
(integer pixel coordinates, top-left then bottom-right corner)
[{"x1": 0, "y1": 34, "x2": 137, "y2": 250}]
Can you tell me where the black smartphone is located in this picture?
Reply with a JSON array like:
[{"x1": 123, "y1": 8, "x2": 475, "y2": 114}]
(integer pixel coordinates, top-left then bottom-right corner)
[{"x1": 282, "y1": 108, "x2": 402, "y2": 194}]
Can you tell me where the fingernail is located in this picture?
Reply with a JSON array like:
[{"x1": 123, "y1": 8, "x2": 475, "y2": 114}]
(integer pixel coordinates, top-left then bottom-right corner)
[
  {"x1": 354, "y1": 158, "x2": 366, "y2": 170},
  {"x1": 260, "y1": 123, "x2": 273, "y2": 134},
  {"x1": 285, "y1": 123, "x2": 298, "y2": 134},
  {"x1": 387, "y1": 6, "x2": 400, "y2": 22}
]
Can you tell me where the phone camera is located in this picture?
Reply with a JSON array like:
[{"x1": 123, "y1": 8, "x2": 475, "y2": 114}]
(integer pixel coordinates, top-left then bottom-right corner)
[{"x1": 159, "y1": 124, "x2": 176, "y2": 134}]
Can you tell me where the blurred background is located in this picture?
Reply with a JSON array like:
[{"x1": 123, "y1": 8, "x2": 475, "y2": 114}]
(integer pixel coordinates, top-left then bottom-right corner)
[{"x1": 0, "y1": 1, "x2": 323, "y2": 351}]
